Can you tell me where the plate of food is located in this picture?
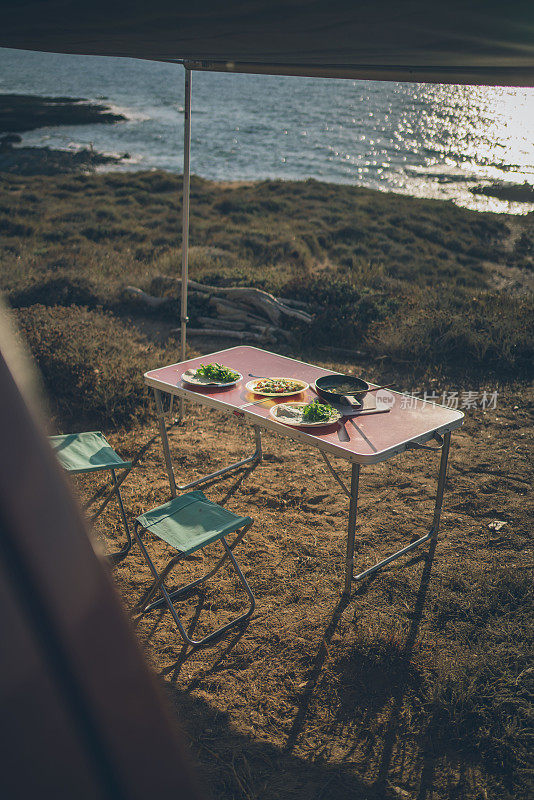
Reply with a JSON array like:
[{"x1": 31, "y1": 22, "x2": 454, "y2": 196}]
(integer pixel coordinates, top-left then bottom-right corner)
[
  {"x1": 245, "y1": 377, "x2": 309, "y2": 397},
  {"x1": 269, "y1": 399, "x2": 341, "y2": 427},
  {"x1": 181, "y1": 363, "x2": 242, "y2": 387}
]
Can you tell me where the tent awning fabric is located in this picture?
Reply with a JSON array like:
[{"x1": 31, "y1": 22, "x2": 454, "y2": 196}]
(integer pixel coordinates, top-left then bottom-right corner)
[{"x1": 1, "y1": 1, "x2": 533, "y2": 86}]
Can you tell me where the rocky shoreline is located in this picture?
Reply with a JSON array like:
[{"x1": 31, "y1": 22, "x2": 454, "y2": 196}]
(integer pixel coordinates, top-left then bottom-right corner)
[
  {"x1": 0, "y1": 136, "x2": 129, "y2": 175},
  {"x1": 470, "y1": 180, "x2": 534, "y2": 203},
  {"x1": 0, "y1": 93, "x2": 129, "y2": 175},
  {"x1": 0, "y1": 93, "x2": 125, "y2": 133}
]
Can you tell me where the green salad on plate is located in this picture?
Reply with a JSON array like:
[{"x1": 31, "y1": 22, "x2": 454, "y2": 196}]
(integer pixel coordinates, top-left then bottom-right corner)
[
  {"x1": 195, "y1": 363, "x2": 240, "y2": 383},
  {"x1": 301, "y1": 399, "x2": 336, "y2": 422}
]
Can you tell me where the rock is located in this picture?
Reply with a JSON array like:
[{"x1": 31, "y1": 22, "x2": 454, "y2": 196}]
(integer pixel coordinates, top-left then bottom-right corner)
[
  {"x1": 470, "y1": 181, "x2": 534, "y2": 203},
  {"x1": 0, "y1": 133, "x2": 22, "y2": 151}
]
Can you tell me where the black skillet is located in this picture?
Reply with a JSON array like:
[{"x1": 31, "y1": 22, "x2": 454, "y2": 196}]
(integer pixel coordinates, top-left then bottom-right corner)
[{"x1": 315, "y1": 374, "x2": 370, "y2": 409}]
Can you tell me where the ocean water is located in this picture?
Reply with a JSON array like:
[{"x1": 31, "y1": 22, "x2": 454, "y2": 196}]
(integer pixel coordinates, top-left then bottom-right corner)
[{"x1": 1, "y1": 47, "x2": 533, "y2": 214}]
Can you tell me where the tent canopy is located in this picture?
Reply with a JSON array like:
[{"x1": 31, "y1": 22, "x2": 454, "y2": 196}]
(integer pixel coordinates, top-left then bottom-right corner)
[{"x1": 1, "y1": 0, "x2": 533, "y2": 86}]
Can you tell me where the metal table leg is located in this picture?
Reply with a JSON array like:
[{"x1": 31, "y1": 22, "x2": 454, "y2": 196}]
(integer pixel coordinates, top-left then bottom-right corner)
[
  {"x1": 153, "y1": 388, "x2": 263, "y2": 496},
  {"x1": 352, "y1": 431, "x2": 451, "y2": 582},
  {"x1": 343, "y1": 463, "x2": 361, "y2": 595},
  {"x1": 154, "y1": 388, "x2": 177, "y2": 496},
  {"x1": 430, "y1": 430, "x2": 451, "y2": 538},
  {"x1": 177, "y1": 425, "x2": 262, "y2": 491}
]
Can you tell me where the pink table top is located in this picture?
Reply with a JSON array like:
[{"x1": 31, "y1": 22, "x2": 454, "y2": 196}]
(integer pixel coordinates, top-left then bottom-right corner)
[{"x1": 145, "y1": 346, "x2": 463, "y2": 465}]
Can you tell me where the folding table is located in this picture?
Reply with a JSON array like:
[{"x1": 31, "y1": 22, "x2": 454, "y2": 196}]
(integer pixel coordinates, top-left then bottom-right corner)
[{"x1": 145, "y1": 346, "x2": 463, "y2": 595}]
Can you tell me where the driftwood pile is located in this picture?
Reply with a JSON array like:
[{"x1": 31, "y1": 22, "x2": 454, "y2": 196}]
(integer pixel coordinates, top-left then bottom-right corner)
[{"x1": 125, "y1": 278, "x2": 314, "y2": 344}]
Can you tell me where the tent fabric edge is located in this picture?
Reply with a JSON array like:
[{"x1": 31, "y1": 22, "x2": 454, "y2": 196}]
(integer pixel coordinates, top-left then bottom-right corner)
[{"x1": 179, "y1": 59, "x2": 534, "y2": 87}]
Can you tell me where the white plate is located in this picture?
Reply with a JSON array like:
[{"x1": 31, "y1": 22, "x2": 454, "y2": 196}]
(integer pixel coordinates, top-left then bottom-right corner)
[
  {"x1": 181, "y1": 367, "x2": 242, "y2": 388},
  {"x1": 245, "y1": 377, "x2": 309, "y2": 397},
  {"x1": 270, "y1": 402, "x2": 341, "y2": 427}
]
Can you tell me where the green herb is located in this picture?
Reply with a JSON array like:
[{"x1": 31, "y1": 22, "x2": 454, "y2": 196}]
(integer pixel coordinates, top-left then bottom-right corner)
[
  {"x1": 301, "y1": 399, "x2": 336, "y2": 422},
  {"x1": 195, "y1": 363, "x2": 240, "y2": 383}
]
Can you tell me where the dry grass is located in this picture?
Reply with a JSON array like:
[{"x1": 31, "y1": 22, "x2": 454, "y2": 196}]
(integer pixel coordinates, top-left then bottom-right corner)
[
  {"x1": 2, "y1": 170, "x2": 533, "y2": 799},
  {"x1": 2, "y1": 171, "x2": 533, "y2": 382},
  {"x1": 78, "y1": 369, "x2": 533, "y2": 800}
]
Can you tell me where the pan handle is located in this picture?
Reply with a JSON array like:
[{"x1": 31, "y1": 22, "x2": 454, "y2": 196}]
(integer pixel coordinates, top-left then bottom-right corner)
[
  {"x1": 405, "y1": 432, "x2": 444, "y2": 452},
  {"x1": 313, "y1": 383, "x2": 362, "y2": 409}
]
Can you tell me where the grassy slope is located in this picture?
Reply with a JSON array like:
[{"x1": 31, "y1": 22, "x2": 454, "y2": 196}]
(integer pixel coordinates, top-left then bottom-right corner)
[{"x1": 2, "y1": 172, "x2": 533, "y2": 418}]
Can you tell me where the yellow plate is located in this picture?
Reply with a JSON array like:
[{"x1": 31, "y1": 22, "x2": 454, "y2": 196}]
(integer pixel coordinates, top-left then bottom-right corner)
[{"x1": 245, "y1": 377, "x2": 309, "y2": 397}]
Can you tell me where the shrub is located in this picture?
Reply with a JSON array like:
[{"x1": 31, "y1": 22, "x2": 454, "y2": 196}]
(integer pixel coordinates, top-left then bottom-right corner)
[
  {"x1": 15, "y1": 304, "x2": 164, "y2": 428},
  {"x1": 282, "y1": 275, "x2": 395, "y2": 346},
  {"x1": 9, "y1": 276, "x2": 100, "y2": 309},
  {"x1": 369, "y1": 290, "x2": 534, "y2": 379}
]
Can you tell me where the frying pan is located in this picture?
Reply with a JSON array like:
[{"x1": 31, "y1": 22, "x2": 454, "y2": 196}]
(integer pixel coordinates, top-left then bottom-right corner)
[{"x1": 315, "y1": 374, "x2": 369, "y2": 408}]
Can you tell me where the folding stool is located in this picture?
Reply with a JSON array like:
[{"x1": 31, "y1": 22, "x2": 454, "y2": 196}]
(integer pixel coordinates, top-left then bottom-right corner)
[
  {"x1": 134, "y1": 490, "x2": 255, "y2": 648},
  {"x1": 50, "y1": 431, "x2": 132, "y2": 559}
]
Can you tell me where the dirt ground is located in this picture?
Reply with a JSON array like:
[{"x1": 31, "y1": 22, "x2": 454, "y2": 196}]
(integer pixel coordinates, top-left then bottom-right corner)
[{"x1": 78, "y1": 353, "x2": 532, "y2": 800}]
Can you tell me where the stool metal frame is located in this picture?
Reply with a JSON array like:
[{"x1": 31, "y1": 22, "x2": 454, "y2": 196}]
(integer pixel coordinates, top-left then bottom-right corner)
[
  {"x1": 91, "y1": 468, "x2": 133, "y2": 560},
  {"x1": 50, "y1": 432, "x2": 133, "y2": 561},
  {"x1": 134, "y1": 518, "x2": 255, "y2": 648}
]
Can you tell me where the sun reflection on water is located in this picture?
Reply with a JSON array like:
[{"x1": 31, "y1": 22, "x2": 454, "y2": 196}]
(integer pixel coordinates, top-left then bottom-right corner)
[
  {"x1": 372, "y1": 83, "x2": 534, "y2": 213},
  {"x1": 413, "y1": 84, "x2": 533, "y2": 176}
]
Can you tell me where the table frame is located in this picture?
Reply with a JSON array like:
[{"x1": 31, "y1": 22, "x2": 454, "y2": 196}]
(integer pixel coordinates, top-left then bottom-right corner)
[{"x1": 146, "y1": 348, "x2": 461, "y2": 595}]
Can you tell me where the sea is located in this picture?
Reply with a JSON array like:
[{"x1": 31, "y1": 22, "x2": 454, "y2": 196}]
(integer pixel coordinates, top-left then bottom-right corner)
[{"x1": 1, "y1": 47, "x2": 533, "y2": 214}]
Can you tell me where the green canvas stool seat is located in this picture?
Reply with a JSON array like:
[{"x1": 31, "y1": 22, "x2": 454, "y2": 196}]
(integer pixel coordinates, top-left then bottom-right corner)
[
  {"x1": 134, "y1": 490, "x2": 255, "y2": 648},
  {"x1": 50, "y1": 431, "x2": 133, "y2": 560}
]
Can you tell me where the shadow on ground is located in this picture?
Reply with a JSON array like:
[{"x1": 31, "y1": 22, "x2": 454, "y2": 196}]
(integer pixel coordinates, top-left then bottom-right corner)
[{"x1": 159, "y1": 540, "x2": 470, "y2": 800}]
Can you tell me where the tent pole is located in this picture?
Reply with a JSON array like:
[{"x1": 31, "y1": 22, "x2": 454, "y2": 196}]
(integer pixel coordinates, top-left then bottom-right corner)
[{"x1": 179, "y1": 67, "x2": 192, "y2": 420}]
